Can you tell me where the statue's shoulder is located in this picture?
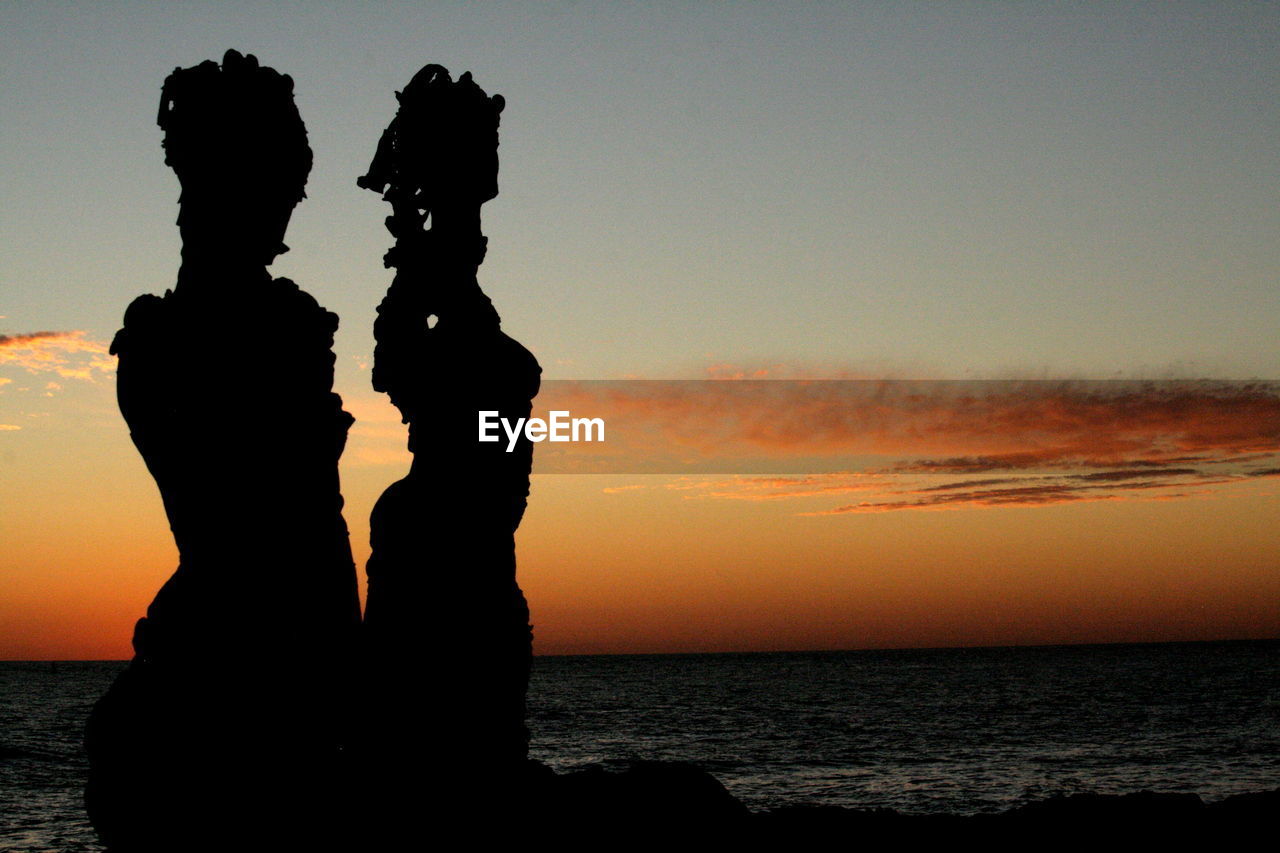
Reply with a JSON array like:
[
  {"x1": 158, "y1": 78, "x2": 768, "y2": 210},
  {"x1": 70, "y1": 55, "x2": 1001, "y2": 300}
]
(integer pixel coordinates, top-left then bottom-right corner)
[
  {"x1": 265, "y1": 277, "x2": 339, "y2": 336},
  {"x1": 110, "y1": 292, "x2": 171, "y2": 356},
  {"x1": 506, "y1": 334, "x2": 542, "y2": 374},
  {"x1": 495, "y1": 330, "x2": 542, "y2": 398}
]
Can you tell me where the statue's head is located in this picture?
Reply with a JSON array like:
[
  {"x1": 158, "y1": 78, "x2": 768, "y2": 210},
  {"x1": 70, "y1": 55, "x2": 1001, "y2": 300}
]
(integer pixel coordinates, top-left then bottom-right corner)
[
  {"x1": 159, "y1": 50, "x2": 312, "y2": 265},
  {"x1": 358, "y1": 64, "x2": 505, "y2": 214}
]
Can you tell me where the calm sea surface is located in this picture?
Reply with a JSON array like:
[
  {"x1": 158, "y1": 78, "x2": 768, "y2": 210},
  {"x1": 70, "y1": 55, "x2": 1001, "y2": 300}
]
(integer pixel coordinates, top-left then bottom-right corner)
[{"x1": 2, "y1": 641, "x2": 1277, "y2": 851}]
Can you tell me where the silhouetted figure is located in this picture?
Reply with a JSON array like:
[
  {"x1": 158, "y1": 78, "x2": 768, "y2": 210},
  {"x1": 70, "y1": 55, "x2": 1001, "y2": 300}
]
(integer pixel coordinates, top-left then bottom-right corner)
[
  {"x1": 356, "y1": 64, "x2": 540, "y2": 830},
  {"x1": 85, "y1": 50, "x2": 361, "y2": 851}
]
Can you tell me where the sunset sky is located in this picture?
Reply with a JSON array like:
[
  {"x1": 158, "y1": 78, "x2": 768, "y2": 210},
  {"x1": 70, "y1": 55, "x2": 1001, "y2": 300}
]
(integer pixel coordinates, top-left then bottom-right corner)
[{"x1": 2, "y1": 2, "x2": 1277, "y2": 658}]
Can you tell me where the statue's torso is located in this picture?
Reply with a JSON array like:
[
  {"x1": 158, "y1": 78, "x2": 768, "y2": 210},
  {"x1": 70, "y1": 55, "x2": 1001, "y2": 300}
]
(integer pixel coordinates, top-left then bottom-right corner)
[{"x1": 111, "y1": 276, "x2": 360, "y2": 663}]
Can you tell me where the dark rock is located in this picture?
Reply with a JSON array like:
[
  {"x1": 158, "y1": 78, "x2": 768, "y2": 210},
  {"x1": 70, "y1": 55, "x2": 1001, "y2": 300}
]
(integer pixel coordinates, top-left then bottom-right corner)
[
  {"x1": 353, "y1": 63, "x2": 540, "y2": 845},
  {"x1": 85, "y1": 50, "x2": 360, "y2": 852}
]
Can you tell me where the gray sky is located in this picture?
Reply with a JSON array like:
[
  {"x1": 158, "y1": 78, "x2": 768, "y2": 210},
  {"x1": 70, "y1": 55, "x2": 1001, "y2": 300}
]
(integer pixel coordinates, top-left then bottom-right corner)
[{"x1": 3, "y1": 1, "x2": 1278, "y2": 384}]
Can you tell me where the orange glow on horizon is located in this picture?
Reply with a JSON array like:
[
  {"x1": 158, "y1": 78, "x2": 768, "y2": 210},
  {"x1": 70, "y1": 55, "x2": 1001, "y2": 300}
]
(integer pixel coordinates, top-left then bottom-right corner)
[{"x1": 2, "y1": 383, "x2": 1277, "y2": 660}]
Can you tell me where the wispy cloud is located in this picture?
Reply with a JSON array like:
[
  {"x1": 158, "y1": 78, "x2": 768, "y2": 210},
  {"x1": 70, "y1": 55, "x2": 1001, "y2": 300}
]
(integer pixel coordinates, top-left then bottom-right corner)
[
  {"x1": 666, "y1": 473, "x2": 890, "y2": 501},
  {"x1": 602, "y1": 483, "x2": 648, "y2": 494},
  {"x1": 549, "y1": 379, "x2": 1280, "y2": 513},
  {"x1": 630, "y1": 468, "x2": 1274, "y2": 514},
  {"x1": 804, "y1": 471, "x2": 1275, "y2": 514},
  {"x1": 537, "y1": 379, "x2": 1279, "y2": 469},
  {"x1": 0, "y1": 331, "x2": 115, "y2": 381}
]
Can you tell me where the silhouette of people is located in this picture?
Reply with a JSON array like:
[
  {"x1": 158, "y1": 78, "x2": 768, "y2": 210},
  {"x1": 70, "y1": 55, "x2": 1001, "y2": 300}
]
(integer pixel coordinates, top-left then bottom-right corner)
[
  {"x1": 357, "y1": 65, "x2": 541, "y2": 826},
  {"x1": 86, "y1": 50, "x2": 360, "y2": 851}
]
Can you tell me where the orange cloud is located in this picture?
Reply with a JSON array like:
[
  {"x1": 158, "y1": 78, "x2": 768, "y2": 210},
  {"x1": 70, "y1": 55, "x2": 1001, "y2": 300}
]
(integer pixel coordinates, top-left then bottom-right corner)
[
  {"x1": 792, "y1": 470, "x2": 1278, "y2": 514},
  {"x1": 666, "y1": 473, "x2": 890, "y2": 501},
  {"x1": 534, "y1": 379, "x2": 1280, "y2": 474},
  {"x1": 0, "y1": 330, "x2": 115, "y2": 381},
  {"x1": 539, "y1": 379, "x2": 1279, "y2": 513}
]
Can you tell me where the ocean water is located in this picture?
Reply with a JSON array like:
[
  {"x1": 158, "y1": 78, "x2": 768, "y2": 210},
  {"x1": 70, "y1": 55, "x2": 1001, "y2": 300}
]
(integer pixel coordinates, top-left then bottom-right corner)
[
  {"x1": 0, "y1": 662, "x2": 115, "y2": 853},
  {"x1": 528, "y1": 641, "x2": 1280, "y2": 812},
  {"x1": 2, "y1": 641, "x2": 1277, "y2": 851}
]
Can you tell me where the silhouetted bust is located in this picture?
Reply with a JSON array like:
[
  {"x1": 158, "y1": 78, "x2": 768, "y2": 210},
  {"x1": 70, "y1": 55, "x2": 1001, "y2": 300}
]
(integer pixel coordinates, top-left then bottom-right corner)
[
  {"x1": 86, "y1": 50, "x2": 360, "y2": 852},
  {"x1": 357, "y1": 64, "x2": 541, "y2": 832}
]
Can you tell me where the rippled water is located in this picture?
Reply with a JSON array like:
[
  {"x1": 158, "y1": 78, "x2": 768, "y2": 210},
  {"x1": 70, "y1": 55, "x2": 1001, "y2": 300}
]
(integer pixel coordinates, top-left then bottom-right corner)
[
  {"x1": 0, "y1": 662, "x2": 117, "y2": 853},
  {"x1": 526, "y1": 641, "x2": 1280, "y2": 812},
  {"x1": 3, "y1": 641, "x2": 1277, "y2": 850}
]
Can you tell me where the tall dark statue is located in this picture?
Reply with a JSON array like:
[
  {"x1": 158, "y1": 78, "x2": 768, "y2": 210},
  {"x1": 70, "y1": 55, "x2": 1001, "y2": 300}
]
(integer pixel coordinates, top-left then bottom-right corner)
[
  {"x1": 357, "y1": 64, "x2": 540, "y2": 803},
  {"x1": 85, "y1": 50, "x2": 361, "y2": 851}
]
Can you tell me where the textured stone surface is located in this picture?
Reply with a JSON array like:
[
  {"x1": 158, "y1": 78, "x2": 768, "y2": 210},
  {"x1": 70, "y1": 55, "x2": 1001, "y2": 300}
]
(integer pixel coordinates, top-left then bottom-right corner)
[
  {"x1": 355, "y1": 64, "x2": 541, "y2": 841},
  {"x1": 86, "y1": 50, "x2": 360, "y2": 852}
]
